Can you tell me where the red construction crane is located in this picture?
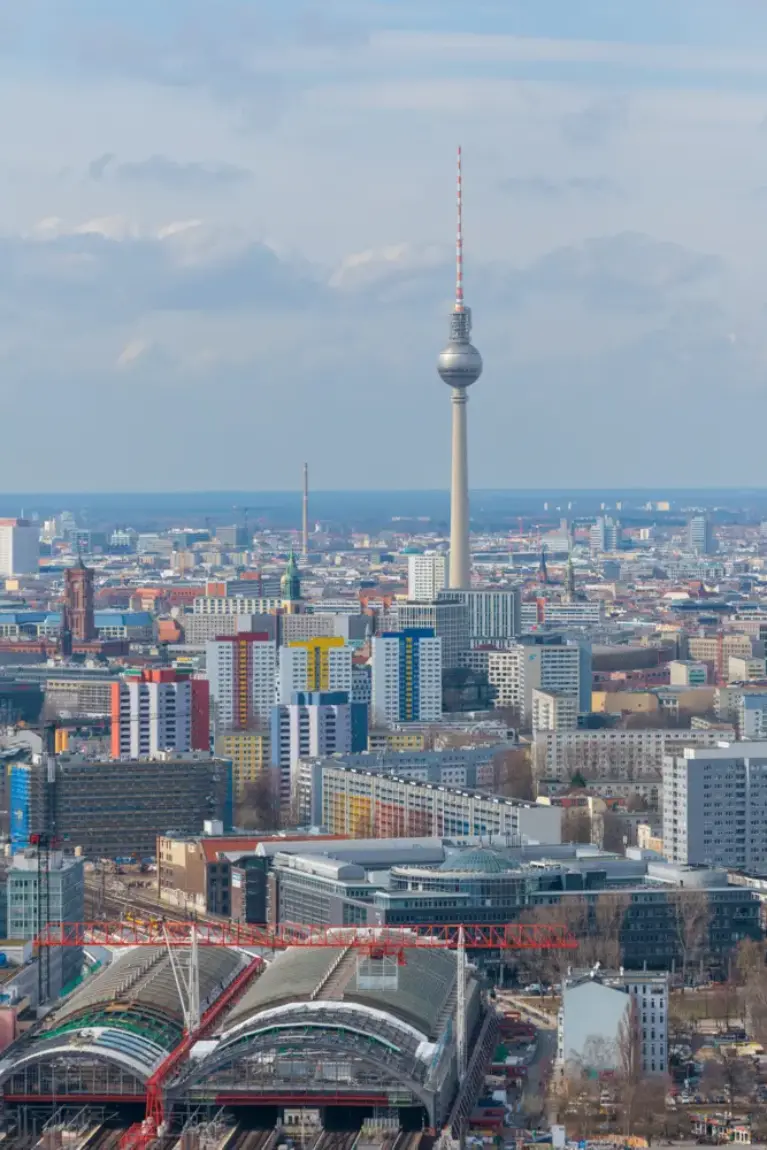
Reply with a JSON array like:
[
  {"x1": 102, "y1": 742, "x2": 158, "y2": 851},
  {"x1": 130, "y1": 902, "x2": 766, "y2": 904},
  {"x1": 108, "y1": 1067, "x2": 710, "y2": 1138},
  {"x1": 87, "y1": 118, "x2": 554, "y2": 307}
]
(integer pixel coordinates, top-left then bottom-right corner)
[
  {"x1": 37, "y1": 921, "x2": 576, "y2": 1149},
  {"x1": 37, "y1": 919, "x2": 576, "y2": 951}
]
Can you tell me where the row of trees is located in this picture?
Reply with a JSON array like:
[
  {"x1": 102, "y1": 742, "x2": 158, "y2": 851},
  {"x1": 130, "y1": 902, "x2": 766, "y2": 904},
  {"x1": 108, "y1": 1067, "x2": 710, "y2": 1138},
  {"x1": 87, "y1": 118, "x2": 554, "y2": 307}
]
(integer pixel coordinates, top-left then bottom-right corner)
[{"x1": 513, "y1": 890, "x2": 713, "y2": 985}]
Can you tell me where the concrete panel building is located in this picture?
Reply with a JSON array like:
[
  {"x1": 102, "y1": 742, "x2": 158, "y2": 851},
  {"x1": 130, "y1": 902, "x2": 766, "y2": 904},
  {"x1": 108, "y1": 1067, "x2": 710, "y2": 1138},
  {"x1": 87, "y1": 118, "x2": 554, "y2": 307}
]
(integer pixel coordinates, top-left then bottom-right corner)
[
  {"x1": 663, "y1": 742, "x2": 767, "y2": 870},
  {"x1": 407, "y1": 553, "x2": 448, "y2": 601},
  {"x1": 277, "y1": 638, "x2": 353, "y2": 704},
  {"x1": 371, "y1": 630, "x2": 442, "y2": 725},
  {"x1": 0, "y1": 519, "x2": 39, "y2": 577},
  {"x1": 206, "y1": 632, "x2": 277, "y2": 731}
]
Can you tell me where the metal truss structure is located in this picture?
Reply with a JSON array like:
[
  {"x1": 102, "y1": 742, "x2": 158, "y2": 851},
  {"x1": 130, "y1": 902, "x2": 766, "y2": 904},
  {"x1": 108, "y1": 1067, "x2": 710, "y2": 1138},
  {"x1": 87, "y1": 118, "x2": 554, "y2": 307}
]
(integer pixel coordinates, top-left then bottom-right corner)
[
  {"x1": 38, "y1": 920, "x2": 577, "y2": 951},
  {"x1": 30, "y1": 919, "x2": 577, "y2": 1150}
]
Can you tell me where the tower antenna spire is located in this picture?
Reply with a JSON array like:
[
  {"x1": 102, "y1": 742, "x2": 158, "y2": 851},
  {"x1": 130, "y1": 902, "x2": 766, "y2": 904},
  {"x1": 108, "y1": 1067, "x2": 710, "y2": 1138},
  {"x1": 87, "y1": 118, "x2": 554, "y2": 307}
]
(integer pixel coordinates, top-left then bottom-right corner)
[{"x1": 455, "y1": 145, "x2": 464, "y2": 313}]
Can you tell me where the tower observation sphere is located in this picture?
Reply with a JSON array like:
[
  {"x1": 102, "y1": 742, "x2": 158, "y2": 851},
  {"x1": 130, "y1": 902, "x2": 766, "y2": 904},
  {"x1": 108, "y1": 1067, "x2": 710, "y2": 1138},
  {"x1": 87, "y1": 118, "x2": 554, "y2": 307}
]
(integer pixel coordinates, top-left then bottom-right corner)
[{"x1": 438, "y1": 146, "x2": 482, "y2": 590}]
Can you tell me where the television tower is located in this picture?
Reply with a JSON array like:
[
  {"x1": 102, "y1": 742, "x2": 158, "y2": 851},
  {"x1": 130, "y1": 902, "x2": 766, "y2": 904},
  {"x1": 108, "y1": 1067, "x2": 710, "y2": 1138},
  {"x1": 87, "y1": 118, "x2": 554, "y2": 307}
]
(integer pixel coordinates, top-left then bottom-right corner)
[
  {"x1": 437, "y1": 146, "x2": 483, "y2": 589},
  {"x1": 302, "y1": 462, "x2": 309, "y2": 558}
]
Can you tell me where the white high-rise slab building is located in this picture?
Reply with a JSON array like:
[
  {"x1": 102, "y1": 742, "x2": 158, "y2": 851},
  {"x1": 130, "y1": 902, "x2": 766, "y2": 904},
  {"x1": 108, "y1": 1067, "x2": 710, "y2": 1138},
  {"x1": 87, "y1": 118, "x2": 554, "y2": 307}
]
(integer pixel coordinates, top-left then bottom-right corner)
[
  {"x1": 488, "y1": 638, "x2": 586, "y2": 721},
  {"x1": 662, "y1": 742, "x2": 767, "y2": 869},
  {"x1": 371, "y1": 630, "x2": 442, "y2": 725},
  {"x1": 407, "y1": 553, "x2": 448, "y2": 601},
  {"x1": 451, "y1": 587, "x2": 521, "y2": 644},
  {"x1": 277, "y1": 641, "x2": 353, "y2": 704},
  {"x1": 206, "y1": 632, "x2": 277, "y2": 730},
  {"x1": 0, "y1": 518, "x2": 39, "y2": 576}
]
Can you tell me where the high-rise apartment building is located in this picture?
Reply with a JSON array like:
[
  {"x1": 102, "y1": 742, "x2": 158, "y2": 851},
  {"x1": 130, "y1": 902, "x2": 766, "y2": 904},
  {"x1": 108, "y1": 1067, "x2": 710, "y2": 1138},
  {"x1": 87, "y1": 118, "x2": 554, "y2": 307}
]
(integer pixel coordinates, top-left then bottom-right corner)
[
  {"x1": 110, "y1": 669, "x2": 209, "y2": 757},
  {"x1": 206, "y1": 632, "x2": 277, "y2": 731},
  {"x1": 278, "y1": 638, "x2": 353, "y2": 704},
  {"x1": 0, "y1": 518, "x2": 39, "y2": 576},
  {"x1": 271, "y1": 691, "x2": 368, "y2": 807},
  {"x1": 371, "y1": 629, "x2": 442, "y2": 725},
  {"x1": 394, "y1": 596, "x2": 469, "y2": 669},
  {"x1": 488, "y1": 636, "x2": 589, "y2": 721},
  {"x1": 688, "y1": 515, "x2": 716, "y2": 555},
  {"x1": 453, "y1": 587, "x2": 521, "y2": 644},
  {"x1": 589, "y1": 516, "x2": 620, "y2": 555},
  {"x1": 407, "y1": 554, "x2": 448, "y2": 601},
  {"x1": 662, "y1": 742, "x2": 767, "y2": 869}
]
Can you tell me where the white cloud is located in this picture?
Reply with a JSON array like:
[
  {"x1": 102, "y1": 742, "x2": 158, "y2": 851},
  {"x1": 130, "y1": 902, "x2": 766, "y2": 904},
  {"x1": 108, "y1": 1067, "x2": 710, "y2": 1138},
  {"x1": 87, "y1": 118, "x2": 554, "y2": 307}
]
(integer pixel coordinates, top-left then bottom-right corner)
[
  {"x1": 116, "y1": 336, "x2": 150, "y2": 368},
  {"x1": 372, "y1": 31, "x2": 767, "y2": 76}
]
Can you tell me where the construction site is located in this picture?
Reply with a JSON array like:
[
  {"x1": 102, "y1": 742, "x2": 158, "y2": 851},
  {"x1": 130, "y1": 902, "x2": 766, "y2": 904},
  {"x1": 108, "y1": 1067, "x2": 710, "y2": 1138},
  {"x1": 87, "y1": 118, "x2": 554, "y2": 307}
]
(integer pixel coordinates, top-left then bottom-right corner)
[{"x1": 0, "y1": 922, "x2": 575, "y2": 1150}]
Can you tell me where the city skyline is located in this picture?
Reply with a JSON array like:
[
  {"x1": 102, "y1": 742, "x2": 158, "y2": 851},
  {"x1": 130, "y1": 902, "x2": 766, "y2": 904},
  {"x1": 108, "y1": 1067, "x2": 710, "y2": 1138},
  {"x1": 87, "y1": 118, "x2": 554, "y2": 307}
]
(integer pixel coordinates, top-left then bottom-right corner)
[{"x1": 1, "y1": 2, "x2": 767, "y2": 487}]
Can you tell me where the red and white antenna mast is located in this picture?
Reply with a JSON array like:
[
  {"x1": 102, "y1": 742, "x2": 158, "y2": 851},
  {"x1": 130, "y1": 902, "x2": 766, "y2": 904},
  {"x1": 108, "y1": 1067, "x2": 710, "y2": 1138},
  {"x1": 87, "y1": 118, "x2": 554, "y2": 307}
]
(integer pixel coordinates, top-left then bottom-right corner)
[{"x1": 455, "y1": 145, "x2": 464, "y2": 313}]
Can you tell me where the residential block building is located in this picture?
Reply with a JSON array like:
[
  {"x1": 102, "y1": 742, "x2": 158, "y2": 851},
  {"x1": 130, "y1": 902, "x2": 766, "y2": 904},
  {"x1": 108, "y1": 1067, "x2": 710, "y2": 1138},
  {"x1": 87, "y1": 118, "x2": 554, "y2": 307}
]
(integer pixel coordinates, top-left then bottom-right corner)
[
  {"x1": 278, "y1": 638, "x2": 353, "y2": 703},
  {"x1": 206, "y1": 632, "x2": 277, "y2": 731},
  {"x1": 371, "y1": 629, "x2": 442, "y2": 725},
  {"x1": 407, "y1": 553, "x2": 448, "y2": 601},
  {"x1": 663, "y1": 742, "x2": 767, "y2": 869},
  {"x1": 110, "y1": 668, "x2": 209, "y2": 757}
]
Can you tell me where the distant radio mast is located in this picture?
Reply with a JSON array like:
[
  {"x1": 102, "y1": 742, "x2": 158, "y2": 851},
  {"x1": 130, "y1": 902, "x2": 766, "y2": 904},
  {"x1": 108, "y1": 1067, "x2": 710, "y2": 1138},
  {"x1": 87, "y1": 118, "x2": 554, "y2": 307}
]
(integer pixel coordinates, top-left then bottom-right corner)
[{"x1": 302, "y1": 463, "x2": 309, "y2": 558}]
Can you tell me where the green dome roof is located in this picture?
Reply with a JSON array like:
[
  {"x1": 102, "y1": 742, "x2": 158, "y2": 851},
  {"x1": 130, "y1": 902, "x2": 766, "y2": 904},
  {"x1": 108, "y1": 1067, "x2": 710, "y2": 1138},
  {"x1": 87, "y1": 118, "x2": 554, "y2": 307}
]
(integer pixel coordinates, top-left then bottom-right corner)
[{"x1": 440, "y1": 848, "x2": 518, "y2": 874}]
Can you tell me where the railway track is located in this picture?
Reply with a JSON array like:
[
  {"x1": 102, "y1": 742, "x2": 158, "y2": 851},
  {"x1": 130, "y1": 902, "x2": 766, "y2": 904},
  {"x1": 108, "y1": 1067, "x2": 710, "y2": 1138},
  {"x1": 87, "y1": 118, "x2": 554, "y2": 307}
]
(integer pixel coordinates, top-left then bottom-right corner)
[{"x1": 229, "y1": 1131, "x2": 276, "y2": 1150}]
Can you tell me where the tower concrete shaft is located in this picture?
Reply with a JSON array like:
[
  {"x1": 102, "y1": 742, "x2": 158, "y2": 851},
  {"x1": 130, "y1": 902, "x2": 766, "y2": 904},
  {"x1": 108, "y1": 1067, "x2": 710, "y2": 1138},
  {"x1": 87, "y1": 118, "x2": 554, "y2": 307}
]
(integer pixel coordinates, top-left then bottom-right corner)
[
  {"x1": 449, "y1": 389, "x2": 470, "y2": 589},
  {"x1": 438, "y1": 147, "x2": 481, "y2": 590}
]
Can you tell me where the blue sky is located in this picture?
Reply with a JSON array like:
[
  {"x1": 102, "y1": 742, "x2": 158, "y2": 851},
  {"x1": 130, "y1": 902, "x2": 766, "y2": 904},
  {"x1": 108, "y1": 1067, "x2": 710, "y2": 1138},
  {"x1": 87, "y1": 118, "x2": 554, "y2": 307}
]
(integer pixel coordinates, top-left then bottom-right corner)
[{"x1": 2, "y1": 0, "x2": 767, "y2": 491}]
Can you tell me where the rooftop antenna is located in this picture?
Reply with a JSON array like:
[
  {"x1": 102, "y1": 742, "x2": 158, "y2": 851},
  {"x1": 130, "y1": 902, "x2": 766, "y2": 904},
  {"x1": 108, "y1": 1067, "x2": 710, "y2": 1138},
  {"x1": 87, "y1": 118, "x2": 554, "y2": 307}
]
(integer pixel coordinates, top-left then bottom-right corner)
[{"x1": 455, "y1": 145, "x2": 464, "y2": 313}]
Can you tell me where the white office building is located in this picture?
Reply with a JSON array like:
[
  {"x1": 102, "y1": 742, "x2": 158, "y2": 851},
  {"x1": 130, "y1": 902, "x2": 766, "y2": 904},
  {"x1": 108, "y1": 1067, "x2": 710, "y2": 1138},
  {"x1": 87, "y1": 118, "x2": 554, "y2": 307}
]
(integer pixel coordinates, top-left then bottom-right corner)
[
  {"x1": 0, "y1": 519, "x2": 39, "y2": 576},
  {"x1": 589, "y1": 517, "x2": 620, "y2": 555},
  {"x1": 688, "y1": 515, "x2": 716, "y2": 556},
  {"x1": 520, "y1": 600, "x2": 602, "y2": 630},
  {"x1": 206, "y1": 633, "x2": 277, "y2": 730},
  {"x1": 394, "y1": 596, "x2": 469, "y2": 670},
  {"x1": 558, "y1": 971, "x2": 668, "y2": 1077},
  {"x1": 531, "y1": 689, "x2": 578, "y2": 736},
  {"x1": 407, "y1": 553, "x2": 448, "y2": 601},
  {"x1": 453, "y1": 587, "x2": 522, "y2": 644},
  {"x1": 728, "y1": 655, "x2": 767, "y2": 684},
  {"x1": 488, "y1": 638, "x2": 586, "y2": 721},
  {"x1": 668, "y1": 660, "x2": 708, "y2": 687},
  {"x1": 739, "y1": 695, "x2": 767, "y2": 739},
  {"x1": 662, "y1": 742, "x2": 767, "y2": 870},
  {"x1": 371, "y1": 631, "x2": 442, "y2": 725},
  {"x1": 272, "y1": 692, "x2": 356, "y2": 806}
]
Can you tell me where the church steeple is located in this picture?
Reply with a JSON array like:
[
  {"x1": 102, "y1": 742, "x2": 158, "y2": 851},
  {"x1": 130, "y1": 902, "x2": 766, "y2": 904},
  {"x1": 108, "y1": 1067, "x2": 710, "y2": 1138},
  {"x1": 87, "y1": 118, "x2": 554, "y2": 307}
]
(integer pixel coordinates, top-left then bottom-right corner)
[{"x1": 281, "y1": 549, "x2": 302, "y2": 610}]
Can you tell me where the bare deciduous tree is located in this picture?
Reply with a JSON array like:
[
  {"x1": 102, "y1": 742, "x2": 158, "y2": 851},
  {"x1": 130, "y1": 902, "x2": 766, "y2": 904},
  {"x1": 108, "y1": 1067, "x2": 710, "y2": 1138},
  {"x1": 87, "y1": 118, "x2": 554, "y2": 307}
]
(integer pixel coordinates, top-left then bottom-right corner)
[
  {"x1": 236, "y1": 769, "x2": 282, "y2": 832},
  {"x1": 562, "y1": 807, "x2": 592, "y2": 844},
  {"x1": 616, "y1": 997, "x2": 644, "y2": 1137},
  {"x1": 669, "y1": 890, "x2": 711, "y2": 986},
  {"x1": 491, "y1": 746, "x2": 535, "y2": 800}
]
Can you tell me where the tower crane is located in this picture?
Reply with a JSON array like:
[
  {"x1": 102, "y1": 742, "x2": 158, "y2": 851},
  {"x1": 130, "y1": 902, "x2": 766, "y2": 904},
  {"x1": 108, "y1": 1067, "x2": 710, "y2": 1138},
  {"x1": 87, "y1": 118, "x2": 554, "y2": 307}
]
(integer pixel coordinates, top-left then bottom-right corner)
[{"x1": 36, "y1": 920, "x2": 577, "y2": 1149}]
